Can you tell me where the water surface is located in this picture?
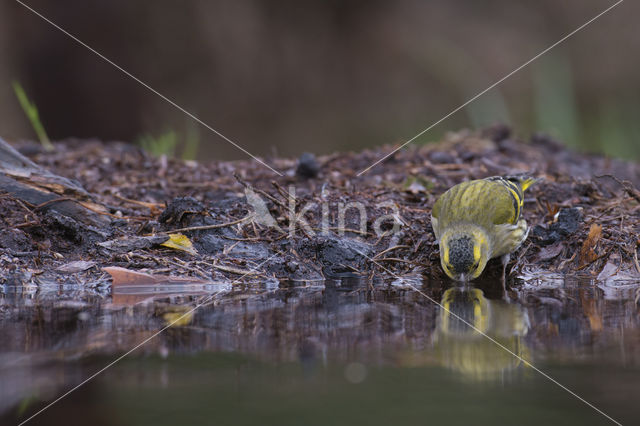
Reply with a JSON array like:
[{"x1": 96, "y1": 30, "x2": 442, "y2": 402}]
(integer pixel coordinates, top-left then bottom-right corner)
[{"x1": 1, "y1": 275, "x2": 638, "y2": 425}]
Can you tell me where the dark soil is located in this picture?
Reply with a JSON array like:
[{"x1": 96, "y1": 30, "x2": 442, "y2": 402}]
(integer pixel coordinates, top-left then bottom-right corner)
[{"x1": 1, "y1": 125, "x2": 639, "y2": 292}]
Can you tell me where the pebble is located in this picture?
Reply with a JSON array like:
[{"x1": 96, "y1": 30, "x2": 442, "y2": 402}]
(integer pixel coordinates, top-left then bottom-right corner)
[{"x1": 296, "y1": 152, "x2": 321, "y2": 178}]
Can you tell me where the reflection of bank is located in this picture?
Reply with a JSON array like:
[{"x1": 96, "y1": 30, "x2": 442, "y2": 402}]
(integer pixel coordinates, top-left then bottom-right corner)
[{"x1": 434, "y1": 287, "x2": 531, "y2": 381}]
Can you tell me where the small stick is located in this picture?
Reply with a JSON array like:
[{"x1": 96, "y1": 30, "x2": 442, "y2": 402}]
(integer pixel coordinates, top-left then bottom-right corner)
[
  {"x1": 223, "y1": 240, "x2": 242, "y2": 255},
  {"x1": 338, "y1": 263, "x2": 362, "y2": 274},
  {"x1": 272, "y1": 180, "x2": 294, "y2": 202},
  {"x1": 211, "y1": 262, "x2": 261, "y2": 276},
  {"x1": 376, "y1": 257, "x2": 425, "y2": 266},
  {"x1": 311, "y1": 226, "x2": 370, "y2": 236},
  {"x1": 221, "y1": 235, "x2": 264, "y2": 242},
  {"x1": 169, "y1": 215, "x2": 253, "y2": 234},
  {"x1": 166, "y1": 258, "x2": 210, "y2": 280},
  {"x1": 373, "y1": 245, "x2": 411, "y2": 259},
  {"x1": 595, "y1": 174, "x2": 640, "y2": 203},
  {"x1": 113, "y1": 194, "x2": 164, "y2": 210},
  {"x1": 234, "y1": 173, "x2": 287, "y2": 210}
]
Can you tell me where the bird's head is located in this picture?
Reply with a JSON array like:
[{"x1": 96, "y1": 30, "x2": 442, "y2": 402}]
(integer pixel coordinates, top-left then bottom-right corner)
[{"x1": 439, "y1": 226, "x2": 490, "y2": 281}]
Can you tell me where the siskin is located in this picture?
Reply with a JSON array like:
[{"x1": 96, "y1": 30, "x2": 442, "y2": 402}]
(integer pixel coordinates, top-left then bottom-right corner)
[{"x1": 431, "y1": 175, "x2": 536, "y2": 281}]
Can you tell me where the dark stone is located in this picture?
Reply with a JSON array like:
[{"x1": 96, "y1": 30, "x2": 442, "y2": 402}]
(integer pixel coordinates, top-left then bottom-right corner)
[
  {"x1": 481, "y1": 123, "x2": 512, "y2": 142},
  {"x1": 158, "y1": 197, "x2": 206, "y2": 225},
  {"x1": 0, "y1": 228, "x2": 32, "y2": 252},
  {"x1": 531, "y1": 207, "x2": 582, "y2": 246},
  {"x1": 298, "y1": 234, "x2": 372, "y2": 277},
  {"x1": 296, "y1": 152, "x2": 321, "y2": 178},
  {"x1": 194, "y1": 234, "x2": 226, "y2": 254},
  {"x1": 194, "y1": 233, "x2": 272, "y2": 259},
  {"x1": 42, "y1": 212, "x2": 108, "y2": 245}
]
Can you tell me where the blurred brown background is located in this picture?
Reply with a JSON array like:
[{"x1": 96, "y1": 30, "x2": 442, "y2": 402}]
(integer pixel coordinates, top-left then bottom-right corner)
[{"x1": 0, "y1": 0, "x2": 637, "y2": 160}]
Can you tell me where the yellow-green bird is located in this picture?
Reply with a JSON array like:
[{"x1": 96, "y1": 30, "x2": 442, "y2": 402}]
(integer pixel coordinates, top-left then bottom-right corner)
[{"x1": 431, "y1": 175, "x2": 536, "y2": 281}]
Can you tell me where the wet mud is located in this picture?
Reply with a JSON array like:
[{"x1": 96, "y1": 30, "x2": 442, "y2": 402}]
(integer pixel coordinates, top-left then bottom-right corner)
[{"x1": 0, "y1": 126, "x2": 638, "y2": 290}]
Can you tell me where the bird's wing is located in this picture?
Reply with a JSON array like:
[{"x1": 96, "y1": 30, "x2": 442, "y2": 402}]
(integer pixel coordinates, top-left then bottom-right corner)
[
  {"x1": 431, "y1": 215, "x2": 440, "y2": 240},
  {"x1": 485, "y1": 177, "x2": 525, "y2": 225}
]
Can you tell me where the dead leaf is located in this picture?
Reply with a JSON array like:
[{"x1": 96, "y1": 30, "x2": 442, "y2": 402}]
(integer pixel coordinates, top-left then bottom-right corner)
[
  {"x1": 104, "y1": 266, "x2": 209, "y2": 287},
  {"x1": 580, "y1": 292, "x2": 602, "y2": 332},
  {"x1": 596, "y1": 261, "x2": 618, "y2": 281},
  {"x1": 104, "y1": 267, "x2": 162, "y2": 286},
  {"x1": 161, "y1": 233, "x2": 198, "y2": 255},
  {"x1": 104, "y1": 266, "x2": 219, "y2": 306},
  {"x1": 56, "y1": 260, "x2": 97, "y2": 274},
  {"x1": 579, "y1": 223, "x2": 602, "y2": 266},
  {"x1": 536, "y1": 242, "x2": 564, "y2": 261}
]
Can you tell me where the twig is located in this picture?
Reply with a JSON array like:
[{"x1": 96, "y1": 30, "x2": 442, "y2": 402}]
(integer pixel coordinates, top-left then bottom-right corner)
[
  {"x1": 14, "y1": 221, "x2": 40, "y2": 228},
  {"x1": 211, "y1": 262, "x2": 261, "y2": 276},
  {"x1": 223, "y1": 240, "x2": 242, "y2": 255},
  {"x1": 412, "y1": 238, "x2": 427, "y2": 254},
  {"x1": 113, "y1": 194, "x2": 164, "y2": 210},
  {"x1": 557, "y1": 248, "x2": 577, "y2": 272},
  {"x1": 169, "y1": 215, "x2": 253, "y2": 234},
  {"x1": 221, "y1": 235, "x2": 265, "y2": 242},
  {"x1": 510, "y1": 241, "x2": 532, "y2": 276},
  {"x1": 376, "y1": 257, "x2": 426, "y2": 266},
  {"x1": 373, "y1": 245, "x2": 411, "y2": 259},
  {"x1": 272, "y1": 180, "x2": 294, "y2": 202},
  {"x1": 11, "y1": 197, "x2": 40, "y2": 222},
  {"x1": 574, "y1": 251, "x2": 608, "y2": 271},
  {"x1": 338, "y1": 263, "x2": 362, "y2": 274},
  {"x1": 595, "y1": 174, "x2": 640, "y2": 204},
  {"x1": 234, "y1": 173, "x2": 288, "y2": 210},
  {"x1": 311, "y1": 226, "x2": 370, "y2": 236},
  {"x1": 165, "y1": 258, "x2": 211, "y2": 280}
]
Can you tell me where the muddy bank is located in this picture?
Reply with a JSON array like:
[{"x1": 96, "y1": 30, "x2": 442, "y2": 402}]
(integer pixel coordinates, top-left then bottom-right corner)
[{"x1": 0, "y1": 126, "x2": 639, "y2": 292}]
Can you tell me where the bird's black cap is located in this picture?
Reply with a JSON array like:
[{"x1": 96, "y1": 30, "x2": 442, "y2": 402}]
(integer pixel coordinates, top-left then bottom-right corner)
[{"x1": 449, "y1": 235, "x2": 474, "y2": 274}]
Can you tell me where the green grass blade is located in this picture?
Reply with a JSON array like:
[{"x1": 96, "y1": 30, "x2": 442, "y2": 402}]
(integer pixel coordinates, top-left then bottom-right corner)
[{"x1": 12, "y1": 81, "x2": 53, "y2": 151}]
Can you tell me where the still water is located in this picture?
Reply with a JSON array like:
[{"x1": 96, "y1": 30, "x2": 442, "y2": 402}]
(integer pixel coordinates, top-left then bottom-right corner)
[{"x1": 1, "y1": 275, "x2": 639, "y2": 425}]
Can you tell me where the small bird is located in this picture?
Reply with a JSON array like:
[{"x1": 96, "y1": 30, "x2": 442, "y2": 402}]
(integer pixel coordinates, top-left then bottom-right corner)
[{"x1": 431, "y1": 175, "x2": 536, "y2": 281}]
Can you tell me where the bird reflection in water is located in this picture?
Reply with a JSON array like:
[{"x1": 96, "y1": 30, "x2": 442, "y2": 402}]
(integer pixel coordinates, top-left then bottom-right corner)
[{"x1": 433, "y1": 286, "x2": 531, "y2": 382}]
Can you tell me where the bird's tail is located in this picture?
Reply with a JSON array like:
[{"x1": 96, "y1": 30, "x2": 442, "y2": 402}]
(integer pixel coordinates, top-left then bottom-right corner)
[{"x1": 503, "y1": 175, "x2": 537, "y2": 192}]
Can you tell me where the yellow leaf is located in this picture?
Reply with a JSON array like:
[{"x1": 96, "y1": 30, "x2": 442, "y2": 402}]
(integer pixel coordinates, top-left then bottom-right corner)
[
  {"x1": 161, "y1": 233, "x2": 198, "y2": 255},
  {"x1": 163, "y1": 310, "x2": 194, "y2": 327}
]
